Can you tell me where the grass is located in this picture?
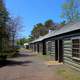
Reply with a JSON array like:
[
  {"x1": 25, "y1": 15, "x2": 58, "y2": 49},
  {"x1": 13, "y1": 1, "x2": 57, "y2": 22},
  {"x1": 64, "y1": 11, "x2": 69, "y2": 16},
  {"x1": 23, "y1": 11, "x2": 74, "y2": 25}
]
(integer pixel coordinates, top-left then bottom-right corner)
[
  {"x1": 56, "y1": 67, "x2": 80, "y2": 80},
  {"x1": 37, "y1": 53, "x2": 52, "y2": 61},
  {"x1": 33, "y1": 52, "x2": 80, "y2": 80}
]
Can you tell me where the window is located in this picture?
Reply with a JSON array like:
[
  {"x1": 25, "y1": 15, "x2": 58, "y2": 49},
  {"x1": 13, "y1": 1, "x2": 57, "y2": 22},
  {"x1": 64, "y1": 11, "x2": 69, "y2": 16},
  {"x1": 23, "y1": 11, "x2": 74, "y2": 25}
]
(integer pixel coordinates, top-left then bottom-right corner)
[{"x1": 72, "y1": 39, "x2": 80, "y2": 58}]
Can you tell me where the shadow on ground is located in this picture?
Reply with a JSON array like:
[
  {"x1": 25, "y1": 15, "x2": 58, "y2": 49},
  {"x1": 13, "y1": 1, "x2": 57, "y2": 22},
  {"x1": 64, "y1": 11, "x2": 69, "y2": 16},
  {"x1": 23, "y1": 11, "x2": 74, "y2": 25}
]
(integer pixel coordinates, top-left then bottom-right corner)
[
  {"x1": 17, "y1": 53, "x2": 37, "y2": 57},
  {"x1": 0, "y1": 51, "x2": 35, "y2": 68},
  {"x1": 0, "y1": 60, "x2": 33, "y2": 68}
]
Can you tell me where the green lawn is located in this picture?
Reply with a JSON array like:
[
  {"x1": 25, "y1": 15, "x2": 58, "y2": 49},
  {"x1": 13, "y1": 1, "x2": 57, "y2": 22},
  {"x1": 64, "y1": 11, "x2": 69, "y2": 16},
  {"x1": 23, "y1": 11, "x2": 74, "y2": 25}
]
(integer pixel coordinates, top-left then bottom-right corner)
[{"x1": 56, "y1": 67, "x2": 80, "y2": 80}]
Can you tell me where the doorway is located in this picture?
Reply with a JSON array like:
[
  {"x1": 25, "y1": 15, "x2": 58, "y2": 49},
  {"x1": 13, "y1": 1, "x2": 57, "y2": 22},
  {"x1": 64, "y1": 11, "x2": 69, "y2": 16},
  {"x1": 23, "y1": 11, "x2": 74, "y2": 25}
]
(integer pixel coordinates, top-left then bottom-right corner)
[{"x1": 55, "y1": 40, "x2": 63, "y2": 62}]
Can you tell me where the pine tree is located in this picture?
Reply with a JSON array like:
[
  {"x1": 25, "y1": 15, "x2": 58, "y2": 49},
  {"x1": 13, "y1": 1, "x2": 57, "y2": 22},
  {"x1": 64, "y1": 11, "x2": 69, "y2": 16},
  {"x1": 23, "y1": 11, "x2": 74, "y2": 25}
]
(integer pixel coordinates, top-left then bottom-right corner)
[
  {"x1": 0, "y1": 0, "x2": 9, "y2": 59},
  {"x1": 0, "y1": 0, "x2": 9, "y2": 26}
]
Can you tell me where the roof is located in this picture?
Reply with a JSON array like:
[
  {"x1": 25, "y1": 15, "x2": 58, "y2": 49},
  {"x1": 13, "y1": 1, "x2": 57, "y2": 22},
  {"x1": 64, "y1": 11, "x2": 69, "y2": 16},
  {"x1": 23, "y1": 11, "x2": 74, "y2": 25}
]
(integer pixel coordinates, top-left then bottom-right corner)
[{"x1": 30, "y1": 22, "x2": 80, "y2": 43}]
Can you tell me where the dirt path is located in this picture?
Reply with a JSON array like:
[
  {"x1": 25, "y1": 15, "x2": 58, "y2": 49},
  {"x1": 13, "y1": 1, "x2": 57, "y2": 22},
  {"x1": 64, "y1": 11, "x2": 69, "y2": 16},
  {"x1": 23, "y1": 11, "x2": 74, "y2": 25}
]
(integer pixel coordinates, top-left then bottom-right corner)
[{"x1": 0, "y1": 49, "x2": 64, "y2": 80}]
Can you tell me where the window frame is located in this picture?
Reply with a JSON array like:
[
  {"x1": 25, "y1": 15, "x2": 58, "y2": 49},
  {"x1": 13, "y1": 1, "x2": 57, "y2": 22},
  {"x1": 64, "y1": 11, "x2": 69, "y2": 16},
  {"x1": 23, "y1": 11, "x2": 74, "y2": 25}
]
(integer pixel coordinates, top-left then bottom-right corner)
[{"x1": 72, "y1": 38, "x2": 80, "y2": 60}]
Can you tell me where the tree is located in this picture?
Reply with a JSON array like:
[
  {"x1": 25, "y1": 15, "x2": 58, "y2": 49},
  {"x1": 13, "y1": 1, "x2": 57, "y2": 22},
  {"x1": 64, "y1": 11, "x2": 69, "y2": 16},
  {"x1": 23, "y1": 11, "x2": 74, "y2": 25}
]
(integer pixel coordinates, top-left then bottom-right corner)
[
  {"x1": 0, "y1": 0, "x2": 9, "y2": 26},
  {"x1": 60, "y1": 21, "x2": 66, "y2": 27},
  {"x1": 61, "y1": 0, "x2": 80, "y2": 22},
  {"x1": 17, "y1": 37, "x2": 30, "y2": 46},
  {"x1": 7, "y1": 17, "x2": 23, "y2": 48},
  {"x1": 44, "y1": 19, "x2": 57, "y2": 31},
  {"x1": 31, "y1": 20, "x2": 58, "y2": 39},
  {"x1": 0, "y1": 0, "x2": 9, "y2": 57},
  {"x1": 31, "y1": 23, "x2": 45, "y2": 39}
]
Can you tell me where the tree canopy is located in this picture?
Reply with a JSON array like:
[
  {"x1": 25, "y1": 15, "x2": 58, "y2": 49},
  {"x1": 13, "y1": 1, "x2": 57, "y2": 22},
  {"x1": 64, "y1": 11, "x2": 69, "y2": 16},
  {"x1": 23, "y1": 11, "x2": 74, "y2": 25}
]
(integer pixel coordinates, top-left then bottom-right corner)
[
  {"x1": 31, "y1": 20, "x2": 57, "y2": 39},
  {"x1": 0, "y1": 0, "x2": 9, "y2": 54},
  {"x1": 61, "y1": 0, "x2": 80, "y2": 22}
]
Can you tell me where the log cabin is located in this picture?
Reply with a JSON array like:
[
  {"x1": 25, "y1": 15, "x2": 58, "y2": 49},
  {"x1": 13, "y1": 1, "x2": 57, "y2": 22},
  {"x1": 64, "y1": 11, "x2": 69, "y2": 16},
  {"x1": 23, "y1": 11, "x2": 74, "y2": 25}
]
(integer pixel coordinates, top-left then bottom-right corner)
[{"x1": 29, "y1": 22, "x2": 80, "y2": 71}]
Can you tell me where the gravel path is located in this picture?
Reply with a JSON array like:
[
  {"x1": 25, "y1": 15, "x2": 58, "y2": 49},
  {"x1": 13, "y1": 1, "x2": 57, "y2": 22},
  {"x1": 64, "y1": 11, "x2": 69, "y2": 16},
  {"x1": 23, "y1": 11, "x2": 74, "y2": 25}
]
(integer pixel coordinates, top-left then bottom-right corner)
[{"x1": 0, "y1": 49, "x2": 64, "y2": 80}]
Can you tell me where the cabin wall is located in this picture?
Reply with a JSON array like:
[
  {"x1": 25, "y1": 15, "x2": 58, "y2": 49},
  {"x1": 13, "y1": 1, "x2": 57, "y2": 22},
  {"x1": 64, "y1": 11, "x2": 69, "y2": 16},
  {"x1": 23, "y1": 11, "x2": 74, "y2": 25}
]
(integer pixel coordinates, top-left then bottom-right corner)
[
  {"x1": 29, "y1": 44, "x2": 33, "y2": 50},
  {"x1": 35, "y1": 43, "x2": 38, "y2": 53},
  {"x1": 31, "y1": 42, "x2": 43, "y2": 54},
  {"x1": 46, "y1": 40, "x2": 55, "y2": 56},
  {"x1": 30, "y1": 44, "x2": 34, "y2": 52},
  {"x1": 38, "y1": 42, "x2": 43, "y2": 53},
  {"x1": 31, "y1": 43, "x2": 37, "y2": 52},
  {"x1": 46, "y1": 41, "x2": 52, "y2": 54},
  {"x1": 63, "y1": 38, "x2": 80, "y2": 71}
]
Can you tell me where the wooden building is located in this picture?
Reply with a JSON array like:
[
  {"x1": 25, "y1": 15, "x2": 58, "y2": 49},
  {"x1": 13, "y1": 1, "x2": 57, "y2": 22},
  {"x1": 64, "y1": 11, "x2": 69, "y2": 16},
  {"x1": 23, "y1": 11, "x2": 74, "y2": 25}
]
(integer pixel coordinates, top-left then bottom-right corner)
[
  {"x1": 24, "y1": 43, "x2": 29, "y2": 49},
  {"x1": 30, "y1": 22, "x2": 80, "y2": 71}
]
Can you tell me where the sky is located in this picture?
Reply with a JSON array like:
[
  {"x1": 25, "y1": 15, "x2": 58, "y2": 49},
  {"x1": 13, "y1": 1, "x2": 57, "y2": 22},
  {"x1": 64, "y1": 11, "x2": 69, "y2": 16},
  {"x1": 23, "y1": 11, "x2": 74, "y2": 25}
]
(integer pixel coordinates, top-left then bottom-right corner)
[{"x1": 5, "y1": 0, "x2": 64, "y2": 39}]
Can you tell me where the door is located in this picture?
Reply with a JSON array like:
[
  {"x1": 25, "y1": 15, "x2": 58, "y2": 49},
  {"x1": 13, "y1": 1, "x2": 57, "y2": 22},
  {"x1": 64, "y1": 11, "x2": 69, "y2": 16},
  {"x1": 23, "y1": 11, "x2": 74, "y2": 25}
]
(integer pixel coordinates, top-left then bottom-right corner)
[{"x1": 55, "y1": 40, "x2": 63, "y2": 62}]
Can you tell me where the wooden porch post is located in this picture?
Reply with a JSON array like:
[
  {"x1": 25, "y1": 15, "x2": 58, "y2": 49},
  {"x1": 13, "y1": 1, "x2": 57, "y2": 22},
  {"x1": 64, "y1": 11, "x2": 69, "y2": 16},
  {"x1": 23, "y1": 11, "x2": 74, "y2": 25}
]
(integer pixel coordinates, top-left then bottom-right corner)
[
  {"x1": 59, "y1": 40, "x2": 63, "y2": 62},
  {"x1": 35, "y1": 43, "x2": 37, "y2": 53},
  {"x1": 34, "y1": 43, "x2": 36, "y2": 52},
  {"x1": 55, "y1": 40, "x2": 58, "y2": 61},
  {"x1": 37, "y1": 43, "x2": 39, "y2": 53},
  {"x1": 42, "y1": 40, "x2": 46, "y2": 55},
  {"x1": 32, "y1": 44, "x2": 34, "y2": 52}
]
